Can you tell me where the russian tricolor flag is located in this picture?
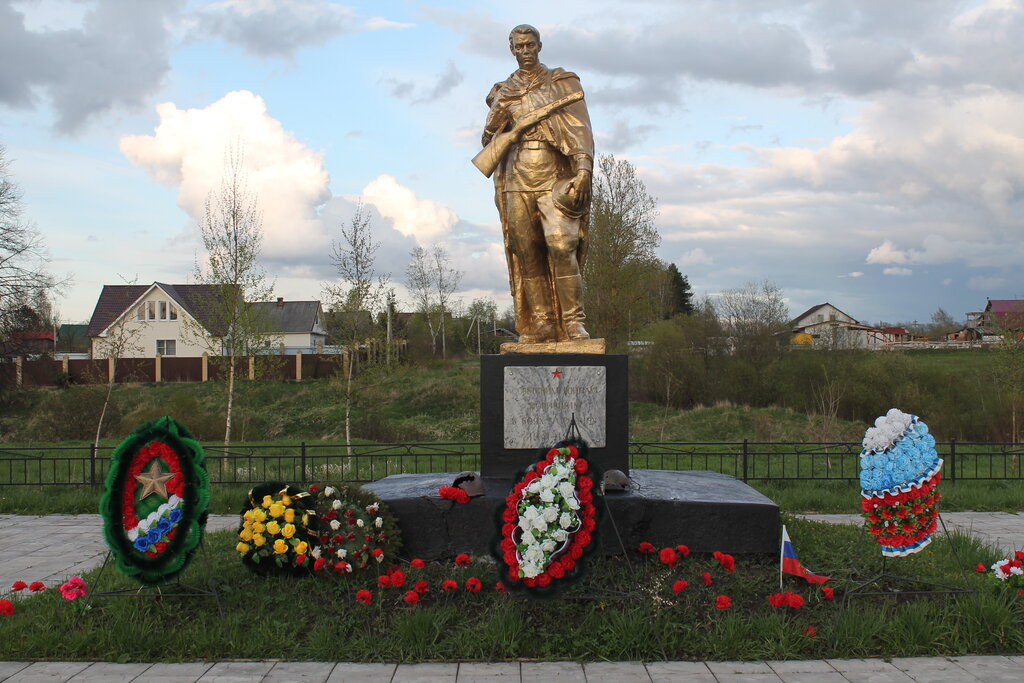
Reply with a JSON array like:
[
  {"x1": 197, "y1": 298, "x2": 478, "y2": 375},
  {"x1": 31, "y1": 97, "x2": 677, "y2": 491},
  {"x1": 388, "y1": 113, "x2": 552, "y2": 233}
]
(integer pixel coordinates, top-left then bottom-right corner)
[{"x1": 781, "y1": 525, "x2": 831, "y2": 584}]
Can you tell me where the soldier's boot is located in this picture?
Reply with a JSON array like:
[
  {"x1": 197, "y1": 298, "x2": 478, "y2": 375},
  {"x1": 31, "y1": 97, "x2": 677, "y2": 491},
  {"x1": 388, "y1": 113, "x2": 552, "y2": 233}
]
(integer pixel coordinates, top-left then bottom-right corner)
[
  {"x1": 555, "y1": 274, "x2": 590, "y2": 340},
  {"x1": 518, "y1": 277, "x2": 558, "y2": 343}
]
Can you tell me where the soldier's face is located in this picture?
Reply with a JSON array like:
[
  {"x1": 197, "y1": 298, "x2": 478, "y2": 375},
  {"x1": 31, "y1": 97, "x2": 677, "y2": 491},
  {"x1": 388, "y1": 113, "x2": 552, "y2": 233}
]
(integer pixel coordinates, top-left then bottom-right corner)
[{"x1": 511, "y1": 33, "x2": 541, "y2": 70}]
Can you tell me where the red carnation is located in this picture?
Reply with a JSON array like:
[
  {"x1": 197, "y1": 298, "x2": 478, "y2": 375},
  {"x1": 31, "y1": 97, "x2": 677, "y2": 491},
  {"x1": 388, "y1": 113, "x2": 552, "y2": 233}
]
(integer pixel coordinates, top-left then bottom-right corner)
[
  {"x1": 768, "y1": 593, "x2": 785, "y2": 608},
  {"x1": 676, "y1": 544, "x2": 690, "y2": 557},
  {"x1": 672, "y1": 580, "x2": 688, "y2": 594},
  {"x1": 537, "y1": 573, "x2": 552, "y2": 587},
  {"x1": 10, "y1": 581, "x2": 26, "y2": 592},
  {"x1": 465, "y1": 577, "x2": 482, "y2": 593},
  {"x1": 371, "y1": 548, "x2": 384, "y2": 561},
  {"x1": 659, "y1": 547, "x2": 679, "y2": 569},
  {"x1": 28, "y1": 582, "x2": 45, "y2": 592},
  {"x1": 548, "y1": 562, "x2": 566, "y2": 579},
  {"x1": 438, "y1": 486, "x2": 470, "y2": 504},
  {"x1": 355, "y1": 589, "x2": 372, "y2": 605},
  {"x1": 314, "y1": 558, "x2": 326, "y2": 571},
  {"x1": 637, "y1": 541, "x2": 655, "y2": 554},
  {"x1": 502, "y1": 508, "x2": 518, "y2": 524},
  {"x1": 0, "y1": 599, "x2": 14, "y2": 616},
  {"x1": 403, "y1": 590, "x2": 420, "y2": 605},
  {"x1": 703, "y1": 572, "x2": 713, "y2": 586},
  {"x1": 574, "y1": 459, "x2": 588, "y2": 474},
  {"x1": 389, "y1": 570, "x2": 406, "y2": 587},
  {"x1": 717, "y1": 553, "x2": 735, "y2": 573},
  {"x1": 1016, "y1": 551, "x2": 1024, "y2": 561},
  {"x1": 378, "y1": 575, "x2": 392, "y2": 588},
  {"x1": 413, "y1": 580, "x2": 429, "y2": 594},
  {"x1": 442, "y1": 579, "x2": 458, "y2": 592},
  {"x1": 821, "y1": 586, "x2": 834, "y2": 600},
  {"x1": 411, "y1": 558, "x2": 425, "y2": 569},
  {"x1": 715, "y1": 595, "x2": 731, "y2": 610},
  {"x1": 803, "y1": 626, "x2": 817, "y2": 638},
  {"x1": 455, "y1": 553, "x2": 472, "y2": 566},
  {"x1": 295, "y1": 554, "x2": 307, "y2": 566},
  {"x1": 309, "y1": 484, "x2": 319, "y2": 492},
  {"x1": 333, "y1": 561, "x2": 350, "y2": 573},
  {"x1": 787, "y1": 593, "x2": 804, "y2": 609},
  {"x1": 495, "y1": 582, "x2": 507, "y2": 593}
]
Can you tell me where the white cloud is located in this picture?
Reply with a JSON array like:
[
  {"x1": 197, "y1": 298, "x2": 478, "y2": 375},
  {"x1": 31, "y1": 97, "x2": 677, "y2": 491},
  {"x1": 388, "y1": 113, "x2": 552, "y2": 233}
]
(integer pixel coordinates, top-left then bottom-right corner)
[
  {"x1": 883, "y1": 267, "x2": 913, "y2": 276},
  {"x1": 866, "y1": 240, "x2": 911, "y2": 265},
  {"x1": 847, "y1": 271, "x2": 863, "y2": 278},
  {"x1": 120, "y1": 90, "x2": 333, "y2": 260},
  {"x1": 680, "y1": 247, "x2": 713, "y2": 266},
  {"x1": 361, "y1": 175, "x2": 458, "y2": 246}
]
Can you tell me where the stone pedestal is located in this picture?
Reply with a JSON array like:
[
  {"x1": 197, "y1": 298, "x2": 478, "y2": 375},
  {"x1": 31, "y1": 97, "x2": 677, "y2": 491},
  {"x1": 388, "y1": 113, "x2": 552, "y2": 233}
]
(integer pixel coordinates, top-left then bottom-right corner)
[
  {"x1": 364, "y1": 470, "x2": 780, "y2": 560},
  {"x1": 480, "y1": 353, "x2": 628, "y2": 480}
]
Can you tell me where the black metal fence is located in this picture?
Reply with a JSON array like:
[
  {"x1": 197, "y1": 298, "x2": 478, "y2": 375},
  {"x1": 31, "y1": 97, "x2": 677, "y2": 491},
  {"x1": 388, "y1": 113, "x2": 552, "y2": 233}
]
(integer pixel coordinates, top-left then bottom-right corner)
[{"x1": 2, "y1": 440, "x2": 1022, "y2": 487}]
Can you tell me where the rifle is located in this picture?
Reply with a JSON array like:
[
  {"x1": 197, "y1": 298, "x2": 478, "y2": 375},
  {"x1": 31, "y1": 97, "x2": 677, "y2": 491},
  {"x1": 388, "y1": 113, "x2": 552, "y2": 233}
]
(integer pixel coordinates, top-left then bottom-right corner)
[{"x1": 471, "y1": 90, "x2": 584, "y2": 178}]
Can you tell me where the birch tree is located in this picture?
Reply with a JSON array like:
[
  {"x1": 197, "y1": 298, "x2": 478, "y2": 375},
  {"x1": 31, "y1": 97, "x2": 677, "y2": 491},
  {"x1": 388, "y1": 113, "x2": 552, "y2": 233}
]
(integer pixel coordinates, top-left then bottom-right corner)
[
  {"x1": 406, "y1": 245, "x2": 462, "y2": 357},
  {"x1": 192, "y1": 147, "x2": 273, "y2": 457}
]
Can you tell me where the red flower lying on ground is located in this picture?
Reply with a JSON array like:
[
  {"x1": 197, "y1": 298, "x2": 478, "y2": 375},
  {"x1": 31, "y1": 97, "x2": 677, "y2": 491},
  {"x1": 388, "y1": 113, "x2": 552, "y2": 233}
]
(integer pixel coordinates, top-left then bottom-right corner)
[
  {"x1": 0, "y1": 600, "x2": 14, "y2": 616},
  {"x1": 413, "y1": 580, "x2": 429, "y2": 594},
  {"x1": 715, "y1": 595, "x2": 732, "y2": 610},
  {"x1": 659, "y1": 547, "x2": 679, "y2": 569},
  {"x1": 403, "y1": 591, "x2": 420, "y2": 605},
  {"x1": 29, "y1": 582, "x2": 45, "y2": 592},
  {"x1": 803, "y1": 626, "x2": 817, "y2": 638},
  {"x1": 388, "y1": 569, "x2": 406, "y2": 587},
  {"x1": 768, "y1": 592, "x2": 805, "y2": 609},
  {"x1": 355, "y1": 589, "x2": 372, "y2": 605},
  {"x1": 465, "y1": 577, "x2": 482, "y2": 593},
  {"x1": 438, "y1": 486, "x2": 470, "y2": 504},
  {"x1": 637, "y1": 542, "x2": 655, "y2": 554},
  {"x1": 410, "y1": 559, "x2": 425, "y2": 569},
  {"x1": 676, "y1": 544, "x2": 690, "y2": 557},
  {"x1": 672, "y1": 580, "x2": 688, "y2": 594},
  {"x1": 10, "y1": 581, "x2": 26, "y2": 592},
  {"x1": 441, "y1": 579, "x2": 458, "y2": 592},
  {"x1": 454, "y1": 553, "x2": 472, "y2": 567},
  {"x1": 975, "y1": 563, "x2": 987, "y2": 573},
  {"x1": 821, "y1": 586, "x2": 834, "y2": 600},
  {"x1": 703, "y1": 572, "x2": 713, "y2": 586},
  {"x1": 494, "y1": 582, "x2": 507, "y2": 593}
]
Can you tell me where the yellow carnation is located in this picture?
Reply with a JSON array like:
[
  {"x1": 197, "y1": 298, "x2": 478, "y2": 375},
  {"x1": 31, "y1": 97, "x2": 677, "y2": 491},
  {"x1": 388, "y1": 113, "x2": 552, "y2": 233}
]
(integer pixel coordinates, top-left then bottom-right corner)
[
  {"x1": 236, "y1": 542, "x2": 250, "y2": 554},
  {"x1": 284, "y1": 509, "x2": 295, "y2": 523},
  {"x1": 266, "y1": 521, "x2": 281, "y2": 535},
  {"x1": 262, "y1": 495, "x2": 273, "y2": 507},
  {"x1": 294, "y1": 541, "x2": 308, "y2": 555},
  {"x1": 269, "y1": 503, "x2": 285, "y2": 518},
  {"x1": 239, "y1": 528, "x2": 253, "y2": 542},
  {"x1": 273, "y1": 539, "x2": 288, "y2": 554},
  {"x1": 253, "y1": 522, "x2": 266, "y2": 534},
  {"x1": 252, "y1": 534, "x2": 266, "y2": 547},
  {"x1": 281, "y1": 523, "x2": 295, "y2": 539}
]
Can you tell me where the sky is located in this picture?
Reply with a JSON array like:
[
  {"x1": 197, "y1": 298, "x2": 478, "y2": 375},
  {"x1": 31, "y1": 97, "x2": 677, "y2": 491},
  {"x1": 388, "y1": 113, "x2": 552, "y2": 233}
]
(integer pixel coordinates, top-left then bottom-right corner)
[{"x1": 2, "y1": 0, "x2": 1022, "y2": 327}]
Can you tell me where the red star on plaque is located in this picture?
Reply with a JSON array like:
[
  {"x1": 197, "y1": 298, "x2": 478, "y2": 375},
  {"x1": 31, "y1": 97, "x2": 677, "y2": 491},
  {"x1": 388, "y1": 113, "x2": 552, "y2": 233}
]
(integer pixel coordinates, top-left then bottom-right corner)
[{"x1": 552, "y1": 369, "x2": 562, "y2": 379}]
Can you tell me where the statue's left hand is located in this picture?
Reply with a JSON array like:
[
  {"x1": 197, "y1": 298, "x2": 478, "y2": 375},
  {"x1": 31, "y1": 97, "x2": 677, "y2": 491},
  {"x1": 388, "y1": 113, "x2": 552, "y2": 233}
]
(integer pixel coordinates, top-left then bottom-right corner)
[{"x1": 566, "y1": 169, "x2": 592, "y2": 207}]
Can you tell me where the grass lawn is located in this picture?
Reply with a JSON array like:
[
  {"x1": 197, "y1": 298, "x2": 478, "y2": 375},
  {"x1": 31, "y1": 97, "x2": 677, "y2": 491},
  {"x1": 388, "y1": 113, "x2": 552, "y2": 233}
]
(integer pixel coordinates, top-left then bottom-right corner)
[{"x1": 1, "y1": 517, "x2": 1020, "y2": 662}]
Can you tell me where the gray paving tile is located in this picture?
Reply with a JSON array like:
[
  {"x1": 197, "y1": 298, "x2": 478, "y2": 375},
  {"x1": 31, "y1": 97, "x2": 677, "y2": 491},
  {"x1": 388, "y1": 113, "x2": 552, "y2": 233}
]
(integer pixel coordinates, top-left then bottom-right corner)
[
  {"x1": 645, "y1": 661, "x2": 713, "y2": 676},
  {"x1": 264, "y1": 661, "x2": 336, "y2": 682},
  {"x1": 827, "y1": 659, "x2": 902, "y2": 672},
  {"x1": 456, "y1": 662, "x2": 519, "y2": 680},
  {"x1": 889, "y1": 657, "x2": 983, "y2": 682},
  {"x1": 0, "y1": 663, "x2": 32, "y2": 680},
  {"x1": 392, "y1": 663, "x2": 458, "y2": 683},
  {"x1": 947, "y1": 655, "x2": 1021, "y2": 682},
  {"x1": 839, "y1": 672, "x2": 914, "y2": 683},
  {"x1": 707, "y1": 661, "x2": 776, "y2": 675},
  {"x1": 766, "y1": 660, "x2": 837, "y2": 674},
  {"x1": 583, "y1": 661, "x2": 651, "y2": 682},
  {"x1": 325, "y1": 663, "x2": 397, "y2": 683},
  {"x1": 132, "y1": 662, "x2": 214, "y2": 683},
  {"x1": 774, "y1": 674, "x2": 846, "y2": 683},
  {"x1": 5, "y1": 661, "x2": 92, "y2": 682},
  {"x1": 197, "y1": 661, "x2": 275, "y2": 682},
  {"x1": 519, "y1": 661, "x2": 585, "y2": 683},
  {"x1": 67, "y1": 662, "x2": 152, "y2": 681}
]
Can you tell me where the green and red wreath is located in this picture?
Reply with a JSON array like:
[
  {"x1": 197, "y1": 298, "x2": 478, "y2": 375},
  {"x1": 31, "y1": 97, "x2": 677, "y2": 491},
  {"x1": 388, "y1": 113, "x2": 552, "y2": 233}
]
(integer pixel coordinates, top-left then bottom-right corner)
[{"x1": 99, "y1": 416, "x2": 210, "y2": 586}]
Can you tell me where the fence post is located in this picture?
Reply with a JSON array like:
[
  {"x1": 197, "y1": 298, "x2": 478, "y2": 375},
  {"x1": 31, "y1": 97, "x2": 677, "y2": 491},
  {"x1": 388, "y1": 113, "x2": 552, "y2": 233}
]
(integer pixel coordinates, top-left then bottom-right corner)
[
  {"x1": 742, "y1": 439, "x2": 749, "y2": 482},
  {"x1": 949, "y1": 438, "x2": 956, "y2": 483},
  {"x1": 15, "y1": 357, "x2": 22, "y2": 386},
  {"x1": 301, "y1": 441, "x2": 307, "y2": 484},
  {"x1": 108, "y1": 356, "x2": 115, "y2": 384},
  {"x1": 90, "y1": 443, "x2": 97, "y2": 487},
  {"x1": 201, "y1": 352, "x2": 209, "y2": 382},
  {"x1": 155, "y1": 353, "x2": 162, "y2": 383},
  {"x1": 248, "y1": 356, "x2": 255, "y2": 380},
  {"x1": 295, "y1": 350, "x2": 302, "y2": 382}
]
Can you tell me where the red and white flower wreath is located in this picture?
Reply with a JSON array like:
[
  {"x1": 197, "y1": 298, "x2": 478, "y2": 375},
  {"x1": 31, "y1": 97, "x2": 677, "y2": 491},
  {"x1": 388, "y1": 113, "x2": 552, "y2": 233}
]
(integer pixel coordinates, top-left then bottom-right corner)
[{"x1": 497, "y1": 445, "x2": 599, "y2": 591}]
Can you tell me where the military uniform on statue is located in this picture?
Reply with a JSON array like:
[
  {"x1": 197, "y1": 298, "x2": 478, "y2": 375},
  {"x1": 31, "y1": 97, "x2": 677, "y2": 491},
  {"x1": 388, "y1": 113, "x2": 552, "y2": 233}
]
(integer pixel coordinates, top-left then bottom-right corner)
[{"x1": 482, "y1": 24, "x2": 595, "y2": 346}]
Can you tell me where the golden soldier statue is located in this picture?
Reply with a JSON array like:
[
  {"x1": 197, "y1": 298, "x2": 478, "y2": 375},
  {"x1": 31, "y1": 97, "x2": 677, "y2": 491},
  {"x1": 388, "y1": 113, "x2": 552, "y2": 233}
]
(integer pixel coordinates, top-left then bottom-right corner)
[{"x1": 474, "y1": 24, "x2": 594, "y2": 344}]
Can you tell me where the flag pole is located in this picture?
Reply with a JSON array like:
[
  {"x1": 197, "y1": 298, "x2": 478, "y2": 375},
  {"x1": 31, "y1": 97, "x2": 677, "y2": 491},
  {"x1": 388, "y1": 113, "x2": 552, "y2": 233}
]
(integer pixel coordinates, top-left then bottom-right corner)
[{"x1": 779, "y1": 524, "x2": 785, "y2": 591}]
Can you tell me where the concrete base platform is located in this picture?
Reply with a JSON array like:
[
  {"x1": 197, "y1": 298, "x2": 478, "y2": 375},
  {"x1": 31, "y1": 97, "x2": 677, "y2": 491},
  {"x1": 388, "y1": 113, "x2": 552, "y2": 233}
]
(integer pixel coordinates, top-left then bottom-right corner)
[{"x1": 363, "y1": 469, "x2": 780, "y2": 560}]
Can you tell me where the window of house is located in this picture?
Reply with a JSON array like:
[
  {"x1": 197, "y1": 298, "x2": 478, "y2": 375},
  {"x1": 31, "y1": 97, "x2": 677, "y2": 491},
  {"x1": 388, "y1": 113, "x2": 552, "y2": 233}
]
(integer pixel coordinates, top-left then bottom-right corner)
[
  {"x1": 159, "y1": 301, "x2": 168, "y2": 320},
  {"x1": 169, "y1": 304, "x2": 177, "y2": 320},
  {"x1": 136, "y1": 306, "x2": 145, "y2": 321},
  {"x1": 147, "y1": 301, "x2": 157, "y2": 320},
  {"x1": 156, "y1": 339, "x2": 176, "y2": 356}
]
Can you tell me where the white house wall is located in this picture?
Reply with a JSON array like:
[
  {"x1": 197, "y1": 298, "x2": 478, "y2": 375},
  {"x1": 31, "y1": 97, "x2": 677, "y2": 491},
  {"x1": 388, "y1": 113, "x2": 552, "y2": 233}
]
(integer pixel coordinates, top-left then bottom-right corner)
[{"x1": 91, "y1": 289, "x2": 215, "y2": 359}]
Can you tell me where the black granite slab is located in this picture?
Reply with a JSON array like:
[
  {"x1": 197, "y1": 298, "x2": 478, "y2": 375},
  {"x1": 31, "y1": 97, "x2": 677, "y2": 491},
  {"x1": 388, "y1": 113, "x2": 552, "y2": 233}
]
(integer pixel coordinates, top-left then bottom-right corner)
[{"x1": 363, "y1": 469, "x2": 779, "y2": 560}]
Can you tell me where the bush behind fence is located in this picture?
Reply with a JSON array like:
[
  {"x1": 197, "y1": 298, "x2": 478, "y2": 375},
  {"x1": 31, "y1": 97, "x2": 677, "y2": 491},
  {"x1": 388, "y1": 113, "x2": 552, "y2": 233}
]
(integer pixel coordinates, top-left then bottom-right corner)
[{"x1": 1, "y1": 440, "x2": 1021, "y2": 487}]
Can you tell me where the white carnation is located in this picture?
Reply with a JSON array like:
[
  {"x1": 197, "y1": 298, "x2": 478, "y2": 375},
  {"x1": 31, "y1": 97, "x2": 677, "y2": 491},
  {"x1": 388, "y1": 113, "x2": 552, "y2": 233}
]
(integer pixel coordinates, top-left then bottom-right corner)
[
  {"x1": 324, "y1": 486, "x2": 336, "y2": 497},
  {"x1": 332, "y1": 499, "x2": 342, "y2": 510},
  {"x1": 356, "y1": 519, "x2": 365, "y2": 528},
  {"x1": 329, "y1": 519, "x2": 341, "y2": 531},
  {"x1": 374, "y1": 517, "x2": 383, "y2": 528},
  {"x1": 311, "y1": 547, "x2": 321, "y2": 559},
  {"x1": 336, "y1": 548, "x2": 347, "y2": 559}
]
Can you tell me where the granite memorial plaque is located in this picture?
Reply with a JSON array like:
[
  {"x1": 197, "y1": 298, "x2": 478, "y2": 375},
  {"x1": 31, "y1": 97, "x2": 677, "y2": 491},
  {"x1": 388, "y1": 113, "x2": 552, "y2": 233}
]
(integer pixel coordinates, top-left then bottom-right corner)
[
  {"x1": 480, "y1": 353, "x2": 628, "y2": 481},
  {"x1": 503, "y1": 366, "x2": 606, "y2": 448}
]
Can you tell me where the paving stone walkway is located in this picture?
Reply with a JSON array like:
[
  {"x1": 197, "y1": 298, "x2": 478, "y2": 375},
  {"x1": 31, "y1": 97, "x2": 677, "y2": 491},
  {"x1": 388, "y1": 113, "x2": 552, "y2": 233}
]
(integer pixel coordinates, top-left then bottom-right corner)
[{"x1": 2, "y1": 656, "x2": 1024, "y2": 682}]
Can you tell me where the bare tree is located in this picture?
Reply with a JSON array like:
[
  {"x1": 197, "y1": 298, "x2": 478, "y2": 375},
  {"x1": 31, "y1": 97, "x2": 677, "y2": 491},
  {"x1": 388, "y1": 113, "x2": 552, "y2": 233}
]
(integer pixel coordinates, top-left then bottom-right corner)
[
  {"x1": 323, "y1": 203, "x2": 390, "y2": 448},
  {"x1": 405, "y1": 245, "x2": 462, "y2": 358},
  {"x1": 191, "y1": 146, "x2": 274, "y2": 457},
  {"x1": 0, "y1": 144, "x2": 57, "y2": 336},
  {"x1": 466, "y1": 296, "x2": 498, "y2": 355},
  {"x1": 715, "y1": 279, "x2": 789, "y2": 360},
  {"x1": 583, "y1": 154, "x2": 661, "y2": 350}
]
